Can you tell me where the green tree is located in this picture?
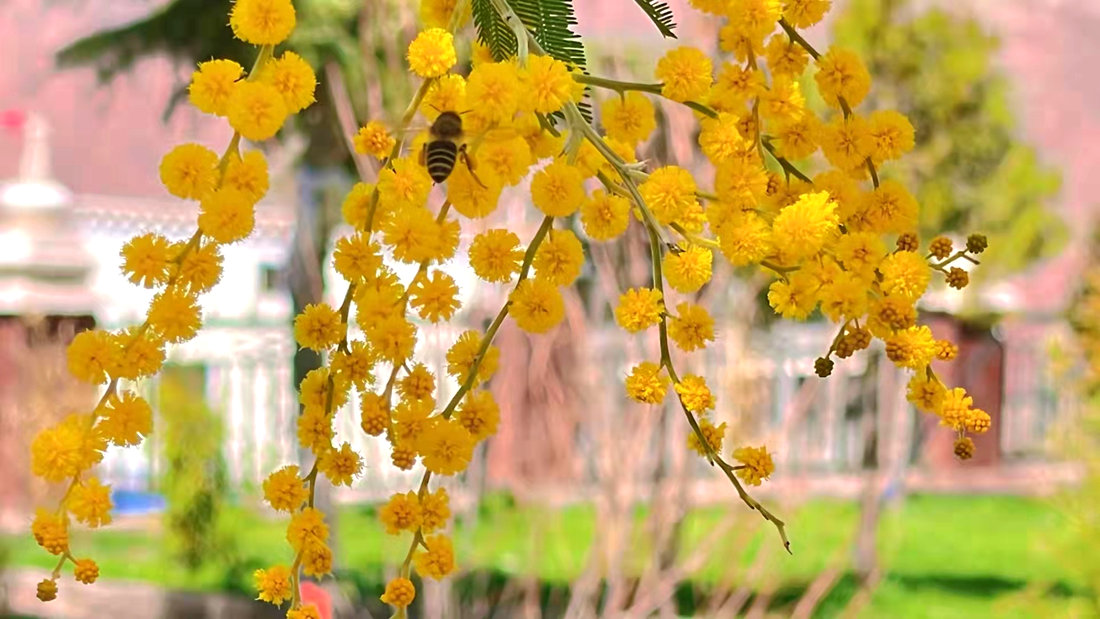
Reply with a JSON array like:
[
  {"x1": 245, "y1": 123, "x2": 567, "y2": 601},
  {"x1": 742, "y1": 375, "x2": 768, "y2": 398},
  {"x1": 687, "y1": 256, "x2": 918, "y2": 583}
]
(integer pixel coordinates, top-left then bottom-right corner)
[
  {"x1": 833, "y1": 0, "x2": 1065, "y2": 277},
  {"x1": 158, "y1": 372, "x2": 234, "y2": 572}
]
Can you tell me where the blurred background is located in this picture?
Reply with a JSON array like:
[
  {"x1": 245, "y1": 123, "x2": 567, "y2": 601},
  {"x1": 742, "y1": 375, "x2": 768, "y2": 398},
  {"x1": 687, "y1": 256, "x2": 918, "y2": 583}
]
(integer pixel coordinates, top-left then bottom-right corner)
[{"x1": 2, "y1": 0, "x2": 1099, "y2": 617}]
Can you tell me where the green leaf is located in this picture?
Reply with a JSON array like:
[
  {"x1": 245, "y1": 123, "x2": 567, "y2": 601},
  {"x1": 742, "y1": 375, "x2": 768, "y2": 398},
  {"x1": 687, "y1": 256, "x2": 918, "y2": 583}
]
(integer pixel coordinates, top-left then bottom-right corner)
[
  {"x1": 630, "y1": 0, "x2": 677, "y2": 38},
  {"x1": 472, "y1": 0, "x2": 519, "y2": 63}
]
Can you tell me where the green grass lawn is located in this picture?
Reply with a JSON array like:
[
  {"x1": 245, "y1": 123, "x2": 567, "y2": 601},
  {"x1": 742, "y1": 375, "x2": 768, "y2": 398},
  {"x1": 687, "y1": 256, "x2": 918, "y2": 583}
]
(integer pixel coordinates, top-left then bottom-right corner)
[{"x1": 2, "y1": 494, "x2": 1093, "y2": 617}]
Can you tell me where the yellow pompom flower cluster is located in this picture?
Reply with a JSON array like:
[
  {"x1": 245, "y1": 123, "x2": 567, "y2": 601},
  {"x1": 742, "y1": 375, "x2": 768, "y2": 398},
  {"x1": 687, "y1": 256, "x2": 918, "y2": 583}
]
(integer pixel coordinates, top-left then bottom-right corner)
[
  {"x1": 38, "y1": 0, "x2": 991, "y2": 610},
  {"x1": 29, "y1": 0, "x2": 310, "y2": 605}
]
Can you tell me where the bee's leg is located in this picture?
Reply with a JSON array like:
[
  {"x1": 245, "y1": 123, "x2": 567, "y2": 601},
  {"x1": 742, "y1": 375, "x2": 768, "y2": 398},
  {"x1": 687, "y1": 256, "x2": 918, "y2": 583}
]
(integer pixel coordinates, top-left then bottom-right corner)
[
  {"x1": 458, "y1": 144, "x2": 488, "y2": 189},
  {"x1": 418, "y1": 142, "x2": 427, "y2": 167}
]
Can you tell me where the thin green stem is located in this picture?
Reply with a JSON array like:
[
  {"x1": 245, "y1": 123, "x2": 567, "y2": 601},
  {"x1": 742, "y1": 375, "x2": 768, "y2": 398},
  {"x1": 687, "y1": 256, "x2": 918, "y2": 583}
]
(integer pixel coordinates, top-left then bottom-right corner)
[
  {"x1": 762, "y1": 141, "x2": 813, "y2": 184},
  {"x1": 574, "y1": 74, "x2": 663, "y2": 94},
  {"x1": 780, "y1": 18, "x2": 820, "y2": 60},
  {"x1": 670, "y1": 223, "x2": 721, "y2": 250},
  {"x1": 439, "y1": 216, "x2": 553, "y2": 420},
  {"x1": 866, "y1": 158, "x2": 880, "y2": 189},
  {"x1": 573, "y1": 70, "x2": 719, "y2": 120}
]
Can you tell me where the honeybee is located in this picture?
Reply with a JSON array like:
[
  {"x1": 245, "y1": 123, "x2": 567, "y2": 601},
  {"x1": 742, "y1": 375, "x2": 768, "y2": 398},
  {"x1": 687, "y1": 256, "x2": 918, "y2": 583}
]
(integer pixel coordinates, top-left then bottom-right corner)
[{"x1": 419, "y1": 110, "x2": 486, "y2": 186}]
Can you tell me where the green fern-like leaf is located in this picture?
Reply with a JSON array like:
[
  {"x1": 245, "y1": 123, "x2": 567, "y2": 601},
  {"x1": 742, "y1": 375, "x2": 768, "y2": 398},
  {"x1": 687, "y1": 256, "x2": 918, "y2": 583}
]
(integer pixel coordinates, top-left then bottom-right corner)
[
  {"x1": 472, "y1": 0, "x2": 518, "y2": 62},
  {"x1": 631, "y1": 0, "x2": 677, "y2": 38}
]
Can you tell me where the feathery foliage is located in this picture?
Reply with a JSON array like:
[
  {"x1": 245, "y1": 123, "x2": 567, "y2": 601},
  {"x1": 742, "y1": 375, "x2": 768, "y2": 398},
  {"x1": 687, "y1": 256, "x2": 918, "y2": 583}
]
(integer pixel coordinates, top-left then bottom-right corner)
[{"x1": 630, "y1": 0, "x2": 677, "y2": 38}]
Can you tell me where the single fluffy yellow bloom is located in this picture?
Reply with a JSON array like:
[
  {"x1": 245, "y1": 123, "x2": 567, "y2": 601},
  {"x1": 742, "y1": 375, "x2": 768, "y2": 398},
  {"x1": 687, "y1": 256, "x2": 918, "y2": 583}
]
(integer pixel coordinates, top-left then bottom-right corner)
[
  {"x1": 254, "y1": 564, "x2": 293, "y2": 606},
  {"x1": 581, "y1": 190, "x2": 631, "y2": 241},
  {"x1": 770, "y1": 191, "x2": 839, "y2": 264},
  {"x1": 524, "y1": 54, "x2": 581, "y2": 114},
  {"x1": 601, "y1": 91, "x2": 656, "y2": 145},
  {"x1": 341, "y1": 182, "x2": 376, "y2": 230},
  {"x1": 783, "y1": 0, "x2": 831, "y2": 28},
  {"x1": 294, "y1": 303, "x2": 343, "y2": 351},
  {"x1": 421, "y1": 73, "x2": 467, "y2": 120},
  {"x1": 531, "y1": 159, "x2": 586, "y2": 217},
  {"x1": 380, "y1": 491, "x2": 422, "y2": 534},
  {"x1": 856, "y1": 179, "x2": 918, "y2": 235},
  {"x1": 67, "y1": 477, "x2": 113, "y2": 528},
  {"x1": 188, "y1": 59, "x2": 243, "y2": 116},
  {"x1": 381, "y1": 577, "x2": 417, "y2": 608},
  {"x1": 819, "y1": 115, "x2": 873, "y2": 172},
  {"x1": 223, "y1": 150, "x2": 270, "y2": 204},
  {"x1": 333, "y1": 232, "x2": 383, "y2": 282},
  {"x1": 663, "y1": 245, "x2": 713, "y2": 293},
  {"x1": 382, "y1": 205, "x2": 442, "y2": 264},
  {"x1": 655, "y1": 46, "x2": 712, "y2": 102},
  {"x1": 879, "y1": 250, "x2": 930, "y2": 301},
  {"x1": 668, "y1": 302, "x2": 715, "y2": 352},
  {"x1": 477, "y1": 129, "x2": 532, "y2": 187},
  {"x1": 98, "y1": 391, "x2": 153, "y2": 447},
  {"x1": 366, "y1": 315, "x2": 418, "y2": 364},
  {"x1": 120, "y1": 232, "x2": 173, "y2": 288},
  {"x1": 261, "y1": 51, "x2": 316, "y2": 113},
  {"x1": 147, "y1": 288, "x2": 202, "y2": 343},
  {"x1": 198, "y1": 188, "x2": 255, "y2": 244},
  {"x1": 456, "y1": 390, "x2": 500, "y2": 442},
  {"x1": 716, "y1": 211, "x2": 773, "y2": 267},
  {"x1": 688, "y1": 418, "x2": 727, "y2": 456},
  {"x1": 318, "y1": 442, "x2": 363, "y2": 487},
  {"x1": 407, "y1": 28, "x2": 457, "y2": 78},
  {"x1": 465, "y1": 61, "x2": 522, "y2": 128},
  {"x1": 414, "y1": 534, "x2": 456, "y2": 580},
  {"x1": 533, "y1": 229, "x2": 584, "y2": 287},
  {"x1": 30, "y1": 413, "x2": 103, "y2": 481},
  {"x1": 262, "y1": 465, "x2": 308, "y2": 512},
  {"x1": 509, "y1": 278, "x2": 565, "y2": 333},
  {"x1": 447, "y1": 163, "x2": 503, "y2": 218},
  {"x1": 615, "y1": 287, "x2": 664, "y2": 333},
  {"x1": 469, "y1": 229, "x2": 524, "y2": 283},
  {"x1": 885, "y1": 325, "x2": 938, "y2": 370},
  {"x1": 159, "y1": 143, "x2": 218, "y2": 200},
  {"x1": 227, "y1": 81, "x2": 288, "y2": 141},
  {"x1": 733, "y1": 445, "x2": 775, "y2": 486},
  {"x1": 178, "y1": 241, "x2": 224, "y2": 293},
  {"x1": 31, "y1": 508, "x2": 68, "y2": 555},
  {"x1": 409, "y1": 270, "x2": 461, "y2": 323},
  {"x1": 625, "y1": 361, "x2": 669, "y2": 404},
  {"x1": 675, "y1": 374, "x2": 716, "y2": 413},
  {"x1": 418, "y1": 419, "x2": 475, "y2": 475},
  {"x1": 867, "y1": 110, "x2": 915, "y2": 163},
  {"x1": 446, "y1": 330, "x2": 500, "y2": 386},
  {"x1": 767, "y1": 271, "x2": 819, "y2": 320},
  {"x1": 699, "y1": 112, "x2": 754, "y2": 165},
  {"x1": 815, "y1": 46, "x2": 872, "y2": 108},
  {"x1": 230, "y1": 0, "x2": 296, "y2": 45},
  {"x1": 907, "y1": 373, "x2": 946, "y2": 414},
  {"x1": 110, "y1": 328, "x2": 166, "y2": 380},
  {"x1": 73, "y1": 558, "x2": 99, "y2": 585},
  {"x1": 286, "y1": 507, "x2": 329, "y2": 553},
  {"x1": 639, "y1": 166, "x2": 699, "y2": 227},
  {"x1": 378, "y1": 157, "x2": 432, "y2": 212}
]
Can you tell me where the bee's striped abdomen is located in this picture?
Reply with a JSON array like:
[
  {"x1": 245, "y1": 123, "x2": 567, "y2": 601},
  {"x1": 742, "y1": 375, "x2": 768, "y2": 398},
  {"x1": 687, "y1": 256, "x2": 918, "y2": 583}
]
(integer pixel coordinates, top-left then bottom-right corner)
[{"x1": 425, "y1": 140, "x2": 458, "y2": 183}]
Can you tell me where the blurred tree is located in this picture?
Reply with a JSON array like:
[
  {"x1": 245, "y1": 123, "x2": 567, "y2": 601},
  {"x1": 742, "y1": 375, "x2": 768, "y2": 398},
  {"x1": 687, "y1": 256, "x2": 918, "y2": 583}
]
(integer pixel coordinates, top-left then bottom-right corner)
[
  {"x1": 833, "y1": 0, "x2": 1066, "y2": 279},
  {"x1": 158, "y1": 371, "x2": 234, "y2": 572},
  {"x1": 1058, "y1": 226, "x2": 1100, "y2": 615}
]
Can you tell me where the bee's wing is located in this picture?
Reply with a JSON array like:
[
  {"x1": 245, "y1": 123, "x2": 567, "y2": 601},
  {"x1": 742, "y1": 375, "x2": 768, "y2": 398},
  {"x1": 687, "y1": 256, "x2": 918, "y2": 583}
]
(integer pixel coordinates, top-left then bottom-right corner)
[{"x1": 391, "y1": 121, "x2": 431, "y2": 137}]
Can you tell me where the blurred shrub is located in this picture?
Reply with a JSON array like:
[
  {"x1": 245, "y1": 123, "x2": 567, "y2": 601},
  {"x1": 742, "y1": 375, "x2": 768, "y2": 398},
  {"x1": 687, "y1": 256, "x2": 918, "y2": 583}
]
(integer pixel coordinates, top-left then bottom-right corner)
[
  {"x1": 157, "y1": 373, "x2": 237, "y2": 575},
  {"x1": 834, "y1": 0, "x2": 1065, "y2": 279}
]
